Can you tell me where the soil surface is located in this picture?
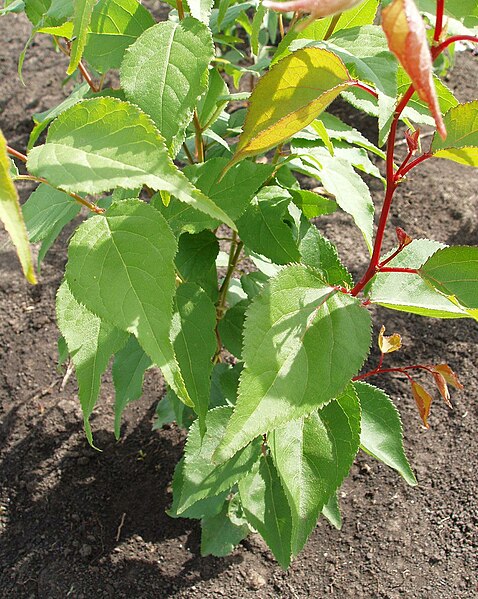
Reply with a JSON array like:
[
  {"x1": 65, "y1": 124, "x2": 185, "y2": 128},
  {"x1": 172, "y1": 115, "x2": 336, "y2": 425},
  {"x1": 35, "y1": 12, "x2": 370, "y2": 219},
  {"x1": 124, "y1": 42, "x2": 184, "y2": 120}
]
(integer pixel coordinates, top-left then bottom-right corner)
[{"x1": 1, "y1": 10, "x2": 478, "y2": 599}]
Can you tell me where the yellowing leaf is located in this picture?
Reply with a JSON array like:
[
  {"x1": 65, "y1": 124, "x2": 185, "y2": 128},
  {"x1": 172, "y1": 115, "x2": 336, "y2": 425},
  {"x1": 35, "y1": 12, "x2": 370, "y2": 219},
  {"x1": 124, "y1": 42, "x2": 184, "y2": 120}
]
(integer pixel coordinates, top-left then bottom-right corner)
[
  {"x1": 410, "y1": 380, "x2": 433, "y2": 429},
  {"x1": 382, "y1": 0, "x2": 446, "y2": 139},
  {"x1": 378, "y1": 325, "x2": 402, "y2": 354},
  {"x1": 0, "y1": 131, "x2": 36, "y2": 284},
  {"x1": 228, "y1": 48, "x2": 353, "y2": 168}
]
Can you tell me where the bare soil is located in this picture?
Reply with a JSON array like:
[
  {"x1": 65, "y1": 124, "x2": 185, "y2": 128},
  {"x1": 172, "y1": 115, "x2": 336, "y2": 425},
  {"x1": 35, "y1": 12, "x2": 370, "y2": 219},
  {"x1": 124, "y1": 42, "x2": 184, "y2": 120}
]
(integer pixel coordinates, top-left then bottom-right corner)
[{"x1": 1, "y1": 11, "x2": 477, "y2": 599}]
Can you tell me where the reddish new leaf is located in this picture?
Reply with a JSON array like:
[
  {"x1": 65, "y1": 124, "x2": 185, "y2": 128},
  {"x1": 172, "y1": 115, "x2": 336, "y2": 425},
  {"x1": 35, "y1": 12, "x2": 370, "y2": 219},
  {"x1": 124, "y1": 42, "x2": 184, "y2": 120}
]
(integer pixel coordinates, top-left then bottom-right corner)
[
  {"x1": 382, "y1": 0, "x2": 446, "y2": 140},
  {"x1": 432, "y1": 364, "x2": 463, "y2": 391},
  {"x1": 263, "y1": 0, "x2": 365, "y2": 19},
  {"x1": 410, "y1": 380, "x2": 433, "y2": 429},
  {"x1": 404, "y1": 129, "x2": 420, "y2": 154},
  {"x1": 432, "y1": 372, "x2": 452, "y2": 409},
  {"x1": 396, "y1": 226, "x2": 412, "y2": 248}
]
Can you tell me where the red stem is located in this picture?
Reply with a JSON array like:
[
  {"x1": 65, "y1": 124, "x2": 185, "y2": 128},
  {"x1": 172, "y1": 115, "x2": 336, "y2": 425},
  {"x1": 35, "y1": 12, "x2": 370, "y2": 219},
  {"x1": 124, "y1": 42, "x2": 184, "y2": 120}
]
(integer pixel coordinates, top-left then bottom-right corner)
[
  {"x1": 434, "y1": 34, "x2": 478, "y2": 57},
  {"x1": 433, "y1": 0, "x2": 445, "y2": 46},
  {"x1": 353, "y1": 363, "x2": 434, "y2": 383},
  {"x1": 6, "y1": 145, "x2": 27, "y2": 163},
  {"x1": 398, "y1": 153, "x2": 433, "y2": 178}
]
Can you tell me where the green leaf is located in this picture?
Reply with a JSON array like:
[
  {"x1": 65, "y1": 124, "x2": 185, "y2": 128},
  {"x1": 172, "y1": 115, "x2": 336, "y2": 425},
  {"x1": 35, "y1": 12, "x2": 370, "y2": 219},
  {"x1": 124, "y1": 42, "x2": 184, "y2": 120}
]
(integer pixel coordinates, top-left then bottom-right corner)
[
  {"x1": 239, "y1": 454, "x2": 292, "y2": 569},
  {"x1": 172, "y1": 283, "x2": 217, "y2": 434},
  {"x1": 0, "y1": 130, "x2": 36, "y2": 283},
  {"x1": 237, "y1": 186, "x2": 301, "y2": 265},
  {"x1": 176, "y1": 230, "x2": 219, "y2": 300},
  {"x1": 322, "y1": 493, "x2": 342, "y2": 530},
  {"x1": 269, "y1": 385, "x2": 360, "y2": 556},
  {"x1": 112, "y1": 335, "x2": 152, "y2": 439},
  {"x1": 22, "y1": 183, "x2": 80, "y2": 265},
  {"x1": 431, "y1": 101, "x2": 478, "y2": 168},
  {"x1": 251, "y1": 0, "x2": 266, "y2": 55},
  {"x1": 213, "y1": 264, "x2": 371, "y2": 463},
  {"x1": 369, "y1": 239, "x2": 474, "y2": 318},
  {"x1": 67, "y1": 0, "x2": 96, "y2": 75},
  {"x1": 299, "y1": 226, "x2": 354, "y2": 288},
  {"x1": 168, "y1": 458, "x2": 228, "y2": 519},
  {"x1": 28, "y1": 83, "x2": 90, "y2": 150},
  {"x1": 398, "y1": 68, "x2": 458, "y2": 129},
  {"x1": 201, "y1": 499, "x2": 250, "y2": 557},
  {"x1": 241, "y1": 271, "x2": 269, "y2": 299},
  {"x1": 229, "y1": 48, "x2": 353, "y2": 166},
  {"x1": 218, "y1": 299, "x2": 248, "y2": 359},
  {"x1": 316, "y1": 112, "x2": 385, "y2": 159},
  {"x1": 27, "y1": 98, "x2": 233, "y2": 227},
  {"x1": 121, "y1": 17, "x2": 213, "y2": 154},
  {"x1": 184, "y1": 157, "x2": 275, "y2": 221},
  {"x1": 419, "y1": 246, "x2": 478, "y2": 311},
  {"x1": 187, "y1": 0, "x2": 214, "y2": 24},
  {"x1": 154, "y1": 388, "x2": 196, "y2": 430},
  {"x1": 272, "y1": 0, "x2": 380, "y2": 65},
  {"x1": 290, "y1": 188, "x2": 338, "y2": 219},
  {"x1": 66, "y1": 199, "x2": 192, "y2": 406},
  {"x1": 56, "y1": 280, "x2": 127, "y2": 446},
  {"x1": 291, "y1": 146, "x2": 374, "y2": 252},
  {"x1": 83, "y1": 0, "x2": 155, "y2": 73},
  {"x1": 197, "y1": 67, "x2": 228, "y2": 130},
  {"x1": 354, "y1": 382, "x2": 417, "y2": 486},
  {"x1": 176, "y1": 406, "x2": 262, "y2": 513}
]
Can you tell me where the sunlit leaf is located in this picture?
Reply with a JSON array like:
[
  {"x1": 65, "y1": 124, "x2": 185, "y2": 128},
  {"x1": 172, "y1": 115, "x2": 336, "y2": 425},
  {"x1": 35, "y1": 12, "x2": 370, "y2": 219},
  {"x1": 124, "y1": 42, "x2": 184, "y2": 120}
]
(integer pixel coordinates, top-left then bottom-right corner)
[{"x1": 378, "y1": 325, "x2": 402, "y2": 354}]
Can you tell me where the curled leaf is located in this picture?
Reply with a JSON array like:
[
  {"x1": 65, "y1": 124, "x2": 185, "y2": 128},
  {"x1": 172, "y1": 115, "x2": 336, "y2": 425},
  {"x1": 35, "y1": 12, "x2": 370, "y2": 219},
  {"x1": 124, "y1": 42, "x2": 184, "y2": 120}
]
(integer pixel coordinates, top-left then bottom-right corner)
[
  {"x1": 382, "y1": 0, "x2": 446, "y2": 140},
  {"x1": 263, "y1": 0, "x2": 366, "y2": 20},
  {"x1": 396, "y1": 226, "x2": 412, "y2": 248},
  {"x1": 432, "y1": 372, "x2": 452, "y2": 409},
  {"x1": 404, "y1": 129, "x2": 420, "y2": 154},
  {"x1": 410, "y1": 380, "x2": 433, "y2": 429},
  {"x1": 432, "y1": 364, "x2": 463, "y2": 391},
  {"x1": 378, "y1": 325, "x2": 402, "y2": 354}
]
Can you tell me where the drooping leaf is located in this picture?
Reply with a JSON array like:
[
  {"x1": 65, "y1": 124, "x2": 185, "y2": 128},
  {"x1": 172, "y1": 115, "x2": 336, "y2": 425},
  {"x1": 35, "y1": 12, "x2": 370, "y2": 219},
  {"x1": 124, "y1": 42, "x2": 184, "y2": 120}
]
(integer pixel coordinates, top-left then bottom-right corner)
[
  {"x1": 176, "y1": 407, "x2": 262, "y2": 513},
  {"x1": 322, "y1": 493, "x2": 342, "y2": 529},
  {"x1": 299, "y1": 225, "x2": 353, "y2": 288},
  {"x1": 269, "y1": 385, "x2": 360, "y2": 556},
  {"x1": 83, "y1": 0, "x2": 155, "y2": 73},
  {"x1": 201, "y1": 500, "x2": 250, "y2": 557},
  {"x1": 419, "y1": 246, "x2": 478, "y2": 310},
  {"x1": 236, "y1": 186, "x2": 301, "y2": 265},
  {"x1": 175, "y1": 230, "x2": 219, "y2": 301},
  {"x1": 213, "y1": 264, "x2": 371, "y2": 463},
  {"x1": 112, "y1": 335, "x2": 152, "y2": 438},
  {"x1": 22, "y1": 183, "x2": 80, "y2": 266},
  {"x1": 121, "y1": 18, "x2": 213, "y2": 154},
  {"x1": 291, "y1": 146, "x2": 374, "y2": 252},
  {"x1": 171, "y1": 283, "x2": 217, "y2": 434},
  {"x1": 27, "y1": 98, "x2": 234, "y2": 227},
  {"x1": 0, "y1": 130, "x2": 36, "y2": 283},
  {"x1": 369, "y1": 239, "x2": 474, "y2": 318},
  {"x1": 354, "y1": 382, "x2": 417, "y2": 486},
  {"x1": 239, "y1": 454, "x2": 292, "y2": 569},
  {"x1": 228, "y1": 47, "x2": 353, "y2": 167},
  {"x1": 432, "y1": 364, "x2": 463, "y2": 391},
  {"x1": 66, "y1": 199, "x2": 193, "y2": 406},
  {"x1": 430, "y1": 101, "x2": 478, "y2": 168},
  {"x1": 56, "y1": 280, "x2": 127, "y2": 446},
  {"x1": 67, "y1": 0, "x2": 96, "y2": 75},
  {"x1": 381, "y1": 0, "x2": 446, "y2": 138},
  {"x1": 168, "y1": 458, "x2": 228, "y2": 520},
  {"x1": 410, "y1": 380, "x2": 433, "y2": 429}
]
